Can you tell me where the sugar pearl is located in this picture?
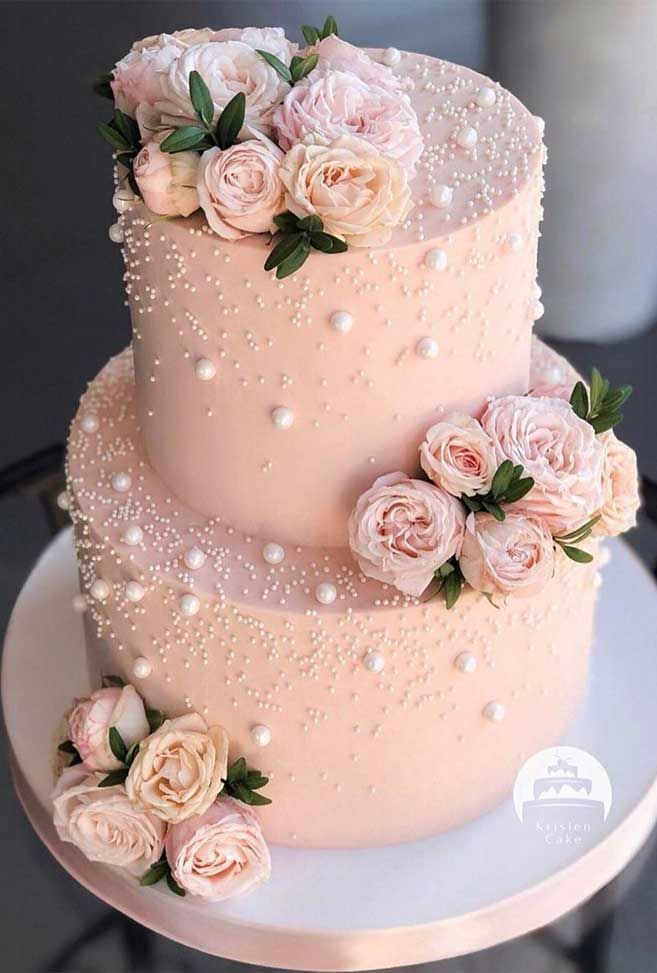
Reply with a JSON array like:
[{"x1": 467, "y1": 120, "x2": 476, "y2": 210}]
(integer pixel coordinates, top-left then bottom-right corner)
[
  {"x1": 330, "y1": 310, "x2": 354, "y2": 333},
  {"x1": 57, "y1": 490, "x2": 70, "y2": 511},
  {"x1": 122, "y1": 524, "x2": 143, "y2": 546},
  {"x1": 112, "y1": 189, "x2": 137, "y2": 213},
  {"x1": 72, "y1": 594, "x2": 87, "y2": 613},
  {"x1": 315, "y1": 582, "x2": 337, "y2": 605},
  {"x1": 381, "y1": 46, "x2": 401, "y2": 66},
  {"x1": 475, "y1": 85, "x2": 497, "y2": 108},
  {"x1": 263, "y1": 542, "x2": 285, "y2": 565},
  {"x1": 534, "y1": 115, "x2": 546, "y2": 135},
  {"x1": 108, "y1": 222, "x2": 124, "y2": 244},
  {"x1": 363, "y1": 650, "x2": 385, "y2": 673},
  {"x1": 250, "y1": 723, "x2": 272, "y2": 747},
  {"x1": 533, "y1": 300, "x2": 545, "y2": 320},
  {"x1": 271, "y1": 406, "x2": 294, "y2": 430},
  {"x1": 111, "y1": 472, "x2": 132, "y2": 493},
  {"x1": 81, "y1": 414, "x2": 99, "y2": 434},
  {"x1": 195, "y1": 358, "x2": 216, "y2": 381},
  {"x1": 184, "y1": 546, "x2": 206, "y2": 570},
  {"x1": 456, "y1": 125, "x2": 478, "y2": 149},
  {"x1": 455, "y1": 652, "x2": 477, "y2": 674},
  {"x1": 424, "y1": 249, "x2": 448, "y2": 271},
  {"x1": 132, "y1": 657, "x2": 152, "y2": 679},
  {"x1": 180, "y1": 593, "x2": 201, "y2": 616},
  {"x1": 430, "y1": 184, "x2": 453, "y2": 208},
  {"x1": 90, "y1": 579, "x2": 110, "y2": 602},
  {"x1": 507, "y1": 232, "x2": 524, "y2": 252},
  {"x1": 484, "y1": 701, "x2": 506, "y2": 723},
  {"x1": 125, "y1": 581, "x2": 145, "y2": 603},
  {"x1": 416, "y1": 337, "x2": 439, "y2": 359}
]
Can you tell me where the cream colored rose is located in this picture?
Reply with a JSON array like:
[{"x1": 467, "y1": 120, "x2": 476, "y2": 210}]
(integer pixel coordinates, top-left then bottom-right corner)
[
  {"x1": 131, "y1": 29, "x2": 215, "y2": 54},
  {"x1": 68, "y1": 684, "x2": 149, "y2": 773},
  {"x1": 134, "y1": 133, "x2": 200, "y2": 217},
  {"x1": 460, "y1": 511, "x2": 555, "y2": 599},
  {"x1": 126, "y1": 714, "x2": 228, "y2": 823},
  {"x1": 280, "y1": 135, "x2": 413, "y2": 247},
  {"x1": 52, "y1": 766, "x2": 166, "y2": 876},
  {"x1": 420, "y1": 413, "x2": 496, "y2": 498},
  {"x1": 596, "y1": 432, "x2": 640, "y2": 536},
  {"x1": 307, "y1": 35, "x2": 401, "y2": 92},
  {"x1": 212, "y1": 26, "x2": 297, "y2": 63},
  {"x1": 166, "y1": 796, "x2": 271, "y2": 900},
  {"x1": 197, "y1": 137, "x2": 284, "y2": 239}
]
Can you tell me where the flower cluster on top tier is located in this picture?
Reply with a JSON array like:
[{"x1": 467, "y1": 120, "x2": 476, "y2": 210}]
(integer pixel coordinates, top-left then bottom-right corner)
[
  {"x1": 54, "y1": 677, "x2": 272, "y2": 901},
  {"x1": 349, "y1": 370, "x2": 640, "y2": 607},
  {"x1": 96, "y1": 18, "x2": 423, "y2": 277}
]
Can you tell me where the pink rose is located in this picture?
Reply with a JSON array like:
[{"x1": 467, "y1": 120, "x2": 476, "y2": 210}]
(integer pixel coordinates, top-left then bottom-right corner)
[
  {"x1": 529, "y1": 383, "x2": 575, "y2": 402},
  {"x1": 273, "y1": 72, "x2": 423, "y2": 176},
  {"x1": 596, "y1": 432, "x2": 640, "y2": 536},
  {"x1": 197, "y1": 138, "x2": 284, "y2": 239},
  {"x1": 348, "y1": 472, "x2": 466, "y2": 596},
  {"x1": 212, "y1": 26, "x2": 297, "y2": 63},
  {"x1": 111, "y1": 38, "x2": 183, "y2": 117},
  {"x1": 460, "y1": 512, "x2": 555, "y2": 599},
  {"x1": 481, "y1": 395, "x2": 605, "y2": 535},
  {"x1": 134, "y1": 133, "x2": 200, "y2": 217},
  {"x1": 68, "y1": 684, "x2": 149, "y2": 773},
  {"x1": 166, "y1": 796, "x2": 271, "y2": 900},
  {"x1": 307, "y1": 36, "x2": 401, "y2": 92},
  {"x1": 126, "y1": 713, "x2": 228, "y2": 823},
  {"x1": 52, "y1": 766, "x2": 166, "y2": 875},
  {"x1": 280, "y1": 135, "x2": 413, "y2": 247},
  {"x1": 131, "y1": 29, "x2": 216, "y2": 54},
  {"x1": 420, "y1": 413, "x2": 496, "y2": 497}
]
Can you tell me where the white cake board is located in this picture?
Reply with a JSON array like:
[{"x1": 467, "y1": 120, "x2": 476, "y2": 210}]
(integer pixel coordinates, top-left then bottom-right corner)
[{"x1": 4, "y1": 529, "x2": 657, "y2": 971}]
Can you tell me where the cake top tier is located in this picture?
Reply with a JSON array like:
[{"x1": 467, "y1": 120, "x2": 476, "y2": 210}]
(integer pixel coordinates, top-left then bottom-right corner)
[{"x1": 103, "y1": 24, "x2": 543, "y2": 270}]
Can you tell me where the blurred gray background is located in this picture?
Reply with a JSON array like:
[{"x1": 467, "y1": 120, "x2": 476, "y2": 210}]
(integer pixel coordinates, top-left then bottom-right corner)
[{"x1": 2, "y1": 2, "x2": 657, "y2": 971}]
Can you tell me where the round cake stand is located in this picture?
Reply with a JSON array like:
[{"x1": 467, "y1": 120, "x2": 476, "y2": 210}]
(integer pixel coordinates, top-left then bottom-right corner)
[{"x1": 4, "y1": 529, "x2": 657, "y2": 972}]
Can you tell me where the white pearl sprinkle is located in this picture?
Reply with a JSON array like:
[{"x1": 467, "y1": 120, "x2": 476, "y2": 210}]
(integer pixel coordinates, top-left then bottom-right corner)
[
  {"x1": 180, "y1": 593, "x2": 200, "y2": 616},
  {"x1": 271, "y1": 406, "x2": 294, "y2": 430},
  {"x1": 534, "y1": 115, "x2": 546, "y2": 135},
  {"x1": 474, "y1": 85, "x2": 497, "y2": 108},
  {"x1": 330, "y1": 310, "x2": 354, "y2": 333},
  {"x1": 250, "y1": 724, "x2": 272, "y2": 747},
  {"x1": 533, "y1": 300, "x2": 545, "y2": 321},
  {"x1": 195, "y1": 358, "x2": 216, "y2": 381},
  {"x1": 90, "y1": 579, "x2": 110, "y2": 602},
  {"x1": 108, "y1": 222, "x2": 124, "y2": 244},
  {"x1": 112, "y1": 189, "x2": 137, "y2": 213},
  {"x1": 363, "y1": 650, "x2": 385, "y2": 673},
  {"x1": 72, "y1": 594, "x2": 87, "y2": 614},
  {"x1": 381, "y1": 46, "x2": 401, "y2": 66},
  {"x1": 184, "y1": 546, "x2": 206, "y2": 570},
  {"x1": 315, "y1": 582, "x2": 337, "y2": 605},
  {"x1": 424, "y1": 248, "x2": 448, "y2": 272},
  {"x1": 57, "y1": 490, "x2": 70, "y2": 511},
  {"x1": 456, "y1": 125, "x2": 478, "y2": 149},
  {"x1": 484, "y1": 701, "x2": 506, "y2": 723},
  {"x1": 125, "y1": 581, "x2": 145, "y2": 603},
  {"x1": 132, "y1": 657, "x2": 152, "y2": 679},
  {"x1": 454, "y1": 652, "x2": 477, "y2": 674},
  {"x1": 416, "y1": 337, "x2": 439, "y2": 359},
  {"x1": 122, "y1": 524, "x2": 143, "y2": 546},
  {"x1": 111, "y1": 472, "x2": 132, "y2": 493},
  {"x1": 507, "y1": 232, "x2": 524, "y2": 252},
  {"x1": 263, "y1": 542, "x2": 285, "y2": 565},
  {"x1": 430, "y1": 184, "x2": 453, "y2": 208},
  {"x1": 81, "y1": 414, "x2": 99, "y2": 434}
]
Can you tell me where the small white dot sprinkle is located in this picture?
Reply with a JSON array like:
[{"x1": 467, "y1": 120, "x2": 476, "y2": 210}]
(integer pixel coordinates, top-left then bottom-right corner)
[
  {"x1": 271, "y1": 406, "x2": 294, "y2": 430},
  {"x1": 122, "y1": 524, "x2": 143, "y2": 546},
  {"x1": 315, "y1": 582, "x2": 337, "y2": 605},
  {"x1": 424, "y1": 249, "x2": 448, "y2": 271},
  {"x1": 111, "y1": 472, "x2": 132, "y2": 493},
  {"x1": 330, "y1": 310, "x2": 353, "y2": 333},
  {"x1": 180, "y1": 593, "x2": 201, "y2": 616},
  {"x1": 430, "y1": 184, "x2": 453, "y2": 209},
  {"x1": 125, "y1": 581, "x2": 145, "y2": 603},
  {"x1": 416, "y1": 337, "x2": 439, "y2": 359},
  {"x1": 195, "y1": 358, "x2": 216, "y2": 381},
  {"x1": 132, "y1": 657, "x2": 152, "y2": 679},
  {"x1": 263, "y1": 542, "x2": 285, "y2": 565},
  {"x1": 250, "y1": 724, "x2": 272, "y2": 747},
  {"x1": 484, "y1": 701, "x2": 506, "y2": 723},
  {"x1": 184, "y1": 546, "x2": 206, "y2": 570}
]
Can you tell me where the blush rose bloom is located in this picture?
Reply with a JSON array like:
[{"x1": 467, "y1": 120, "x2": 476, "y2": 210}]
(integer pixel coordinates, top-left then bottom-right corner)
[
  {"x1": 156, "y1": 41, "x2": 289, "y2": 135},
  {"x1": 134, "y1": 133, "x2": 200, "y2": 217},
  {"x1": 348, "y1": 472, "x2": 466, "y2": 596},
  {"x1": 273, "y1": 72, "x2": 423, "y2": 176},
  {"x1": 52, "y1": 766, "x2": 166, "y2": 876},
  {"x1": 166, "y1": 796, "x2": 271, "y2": 900},
  {"x1": 197, "y1": 137, "x2": 284, "y2": 239},
  {"x1": 420, "y1": 413, "x2": 496, "y2": 498},
  {"x1": 280, "y1": 135, "x2": 413, "y2": 247},
  {"x1": 596, "y1": 432, "x2": 640, "y2": 537},
  {"x1": 460, "y1": 511, "x2": 555, "y2": 599},
  {"x1": 126, "y1": 713, "x2": 229, "y2": 824},
  {"x1": 68, "y1": 684, "x2": 149, "y2": 773},
  {"x1": 529, "y1": 383, "x2": 574, "y2": 402},
  {"x1": 481, "y1": 395, "x2": 605, "y2": 535},
  {"x1": 212, "y1": 26, "x2": 297, "y2": 63},
  {"x1": 307, "y1": 36, "x2": 402, "y2": 92}
]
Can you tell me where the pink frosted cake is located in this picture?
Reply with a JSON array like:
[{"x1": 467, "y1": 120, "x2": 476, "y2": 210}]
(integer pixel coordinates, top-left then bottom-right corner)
[{"x1": 54, "y1": 20, "x2": 639, "y2": 901}]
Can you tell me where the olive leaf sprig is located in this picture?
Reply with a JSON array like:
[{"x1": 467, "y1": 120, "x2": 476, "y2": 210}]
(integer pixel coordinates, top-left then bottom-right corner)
[
  {"x1": 140, "y1": 853, "x2": 186, "y2": 896},
  {"x1": 461, "y1": 460, "x2": 535, "y2": 523},
  {"x1": 553, "y1": 515, "x2": 601, "y2": 564},
  {"x1": 433, "y1": 559, "x2": 464, "y2": 610},
  {"x1": 91, "y1": 71, "x2": 114, "y2": 100},
  {"x1": 302, "y1": 15, "x2": 339, "y2": 45},
  {"x1": 257, "y1": 49, "x2": 320, "y2": 84},
  {"x1": 265, "y1": 211, "x2": 347, "y2": 279},
  {"x1": 97, "y1": 108, "x2": 142, "y2": 196},
  {"x1": 97, "y1": 726, "x2": 141, "y2": 787},
  {"x1": 570, "y1": 367, "x2": 632, "y2": 435},
  {"x1": 57, "y1": 739, "x2": 83, "y2": 767},
  {"x1": 160, "y1": 71, "x2": 245, "y2": 154},
  {"x1": 222, "y1": 757, "x2": 272, "y2": 806}
]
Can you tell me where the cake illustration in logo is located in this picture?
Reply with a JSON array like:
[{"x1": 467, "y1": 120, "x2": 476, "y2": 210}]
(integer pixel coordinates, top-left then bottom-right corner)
[{"x1": 522, "y1": 756, "x2": 605, "y2": 829}]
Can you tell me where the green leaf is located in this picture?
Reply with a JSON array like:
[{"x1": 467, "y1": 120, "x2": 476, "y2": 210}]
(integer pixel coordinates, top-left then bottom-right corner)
[
  {"x1": 189, "y1": 70, "x2": 214, "y2": 127},
  {"x1": 560, "y1": 545, "x2": 594, "y2": 564},
  {"x1": 128, "y1": 169, "x2": 140, "y2": 198},
  {"x1": 291, "y1": 53, "x2": 319, "y2": 82},
  {"x1": 273, "y1": 211, "x2": 300, "y2": 233},
  {"x1": 491, "y1": 460, "x2": 514, "y2": 499},
  {"x1": 69, "y1": 753, "x2": 83, "y2": 766},
  {"x1": 555, "y1": 515, "x2": 601, "y2": 543},
  {"x1": 309, "y1": 231, "x2": 348, "y2": 254},
  {"x1": 321, "y1": 15, "x2": 339, "y2": 38},
  {"x1": 216, "y1": 91, "x2": 246, "y2": 150},
  {"x1": 116, "y1": 151, "x2": 138, "y2": 169},
  {"x1": 146, "y1": 707, "x2": 166, "y2": 733},
  {"x1": 482, "y1": 500, "x2": 505, "y2": 522},
  {"x1": 570, "y1": 381, "x2": 589, "y2": 420},
  {"x1": 302, "y1": 25, "x2": 321, "y2": 45},
  {"x1": 140, "y1": 861, "x2": 169, "y2": 886},
  {"x1": 264, "y1": 233, "x2": 303, "y2": 271},
  {"x1": 58, "y1": 740, "x2": 78, "y2": 754},
  {"x1": 276, "y1": 237, "x2": 311, "y2": 279},
  {"x1": 297, "y1": 214, "x2": 324, "y2": 233},
  {"x1": 589, "y1": 367, "x2": 606, "y2": 415},
  {"x1": 502, "y1": 476, "x2": 534, "y2": 504},
  {"x1": 227, "y1": 757, "x2": 248, "y2": 784},
  {"x1": 113, "y1": 109, "x2": 140, "y2": 148},
  {"x1": 97, "y1": 122, "x2": 131, "y2": 152},
  {"x1": 102, "y1": 674, "x2": 126, "y2": 688},
  {"x1": 91, "y1": 72, "x2": 114, "y2": 100},
  {"x1": 590, "y1": 412, "x2": 622, "y2": 435},
  {"x1": 444, "y1": 571, "x2": 462, "y2": 610},
  {"x1": 256, "y1": 49, "x2": 293, "y2": 83},
  {"x1": 98, "y1": 769, "x2": 129, "y2": 788},
  {"x1": 461, "y1": 495, "x2": 482, "y2": 512},
  {"x1": 108, "y1": 726, "x2": 128, "y2": 764},
  {"x1": 166, "y1": 872, "x2": 186, "y2": 896},
  {"x1": 160, "y1": 125, "x2": 209, "y2": 153},
  {"x1": 245, "y1": 773, "x2": 269, "y2": 790},
  {"x1": 125, "y1": 742, "x2": 140, "y2": 767},
  {"x1": 602, "y1": 385, "x2": 632, "y2": 412},
  {"x1": 244, "y1": 791, "x2": 273, "y2": 806},
  {"x1": 437, "y1": 561, "x2": 455, "y2": 578}
]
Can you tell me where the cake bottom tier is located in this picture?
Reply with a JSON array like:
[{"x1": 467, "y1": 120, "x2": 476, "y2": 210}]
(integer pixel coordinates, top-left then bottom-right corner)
[{"x1": 66, "y1": 343, "x2": 599, "y2": 848}]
